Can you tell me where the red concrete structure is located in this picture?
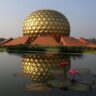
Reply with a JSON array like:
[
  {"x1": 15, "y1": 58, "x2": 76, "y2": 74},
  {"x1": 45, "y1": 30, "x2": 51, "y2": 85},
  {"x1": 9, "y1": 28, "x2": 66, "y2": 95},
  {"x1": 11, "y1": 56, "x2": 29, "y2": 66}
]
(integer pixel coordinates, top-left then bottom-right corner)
[
  {"x1": 2, "y1": 37, "x2": 30, "y2": 46},
  {"x1": 32, "y1": 36, "x2": 59, "y2": 46},
  {"x1": 0, "y1": 36, "x2": 96, "y2": 49},
  {"x1": 60, "y1": 37, "x2": 85, "y2": 46},
  {"x1": 79, "y1": 38, "x2": 93, "y2": 45},
  {"x1": 79, "y1": 38, "x2": 96, "y2": 49}
]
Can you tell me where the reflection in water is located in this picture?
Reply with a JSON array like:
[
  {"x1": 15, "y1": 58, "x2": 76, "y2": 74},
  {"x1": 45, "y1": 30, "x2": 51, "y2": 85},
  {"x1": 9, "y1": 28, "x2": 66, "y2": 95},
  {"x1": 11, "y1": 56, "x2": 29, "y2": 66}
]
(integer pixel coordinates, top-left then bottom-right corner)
[{"x1": 21, "y1": 53, "x2": 71, "y2": 82}]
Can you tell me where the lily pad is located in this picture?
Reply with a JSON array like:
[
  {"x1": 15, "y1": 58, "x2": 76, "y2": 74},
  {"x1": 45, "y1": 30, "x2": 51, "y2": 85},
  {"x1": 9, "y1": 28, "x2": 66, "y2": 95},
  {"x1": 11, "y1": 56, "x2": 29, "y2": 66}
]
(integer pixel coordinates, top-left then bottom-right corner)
[
  {"x1": 25, "y1": 83, "x2": 51, "y2": 92},
  {"x1": 68, "y1": 83, "x2": 90, "y2": 91},
  {"x1": 76, "y1": 68, "x2": 90, "y2": 75},
  {"x1": 49, "y1": 70, "x2": 65, "y2": 80},
  {"x1": 79, "y1": 80, "x2": 93, "y2": 85},
  {"x1": 92, "y1": 84, "x2": 96, "y2": 90},
  {"x1": 93, "y1": 80, "x2": 96, "y2": 84},
  {"x1": 75, "y1": 73, "x2": 96, "y2": 83},
  {"x1": 47, "y1": 80, "x2": 71, "y2": 88},
  {"x1": 92, "y1": 72, "x2": 96, "y2": 77},
  {"x1": 49, "y1": 70, "x2": 64, "y2": 75}
]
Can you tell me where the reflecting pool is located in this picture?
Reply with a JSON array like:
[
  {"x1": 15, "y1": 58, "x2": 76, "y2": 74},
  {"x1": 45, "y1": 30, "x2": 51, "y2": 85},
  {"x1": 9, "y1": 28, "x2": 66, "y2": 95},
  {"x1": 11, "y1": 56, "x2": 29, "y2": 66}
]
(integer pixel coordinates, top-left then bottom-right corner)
[{"x1": 0, "y1": 52, "x2": 96, "y2": 96}]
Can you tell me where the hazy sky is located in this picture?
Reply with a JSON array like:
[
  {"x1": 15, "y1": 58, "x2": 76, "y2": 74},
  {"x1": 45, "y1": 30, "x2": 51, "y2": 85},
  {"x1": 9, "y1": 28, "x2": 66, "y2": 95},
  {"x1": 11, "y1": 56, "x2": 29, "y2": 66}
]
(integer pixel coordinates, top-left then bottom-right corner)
[{"x1": 0, "y1": 0, "x2": 96, "y2": 38}]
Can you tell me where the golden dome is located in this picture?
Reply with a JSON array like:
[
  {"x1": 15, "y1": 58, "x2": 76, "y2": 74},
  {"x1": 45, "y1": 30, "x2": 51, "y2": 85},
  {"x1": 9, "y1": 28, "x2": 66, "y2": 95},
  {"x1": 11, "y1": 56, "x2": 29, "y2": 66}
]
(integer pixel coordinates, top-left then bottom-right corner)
[
  {"x1": 23, "y1": 10, "x2": 70, "y2": 41},
  {"x1": 21, "y1": 53, "x2": 70, "y2": 82}
]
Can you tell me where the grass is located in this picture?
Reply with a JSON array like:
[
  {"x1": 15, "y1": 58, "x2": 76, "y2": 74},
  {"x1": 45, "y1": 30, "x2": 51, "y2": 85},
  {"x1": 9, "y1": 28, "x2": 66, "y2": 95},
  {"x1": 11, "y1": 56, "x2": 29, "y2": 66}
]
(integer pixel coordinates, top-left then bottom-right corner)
[
  {"x1": 84, "y1": 50, "x2": 96, "y2": 54},
  {"x1": 43, "y1": 46, "x2": 59, "y2": 52}
]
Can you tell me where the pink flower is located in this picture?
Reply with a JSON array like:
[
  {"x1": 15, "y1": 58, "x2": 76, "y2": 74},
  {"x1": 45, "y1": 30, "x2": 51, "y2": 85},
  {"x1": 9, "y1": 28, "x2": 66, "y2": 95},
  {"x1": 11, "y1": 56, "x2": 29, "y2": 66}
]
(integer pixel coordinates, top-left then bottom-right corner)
[
  {"x1": 68, "y1": 69, "x2": 78, "y2": 76},
  {"x1": 67, "y1": 69, "x2": 79, "y2": 82}
]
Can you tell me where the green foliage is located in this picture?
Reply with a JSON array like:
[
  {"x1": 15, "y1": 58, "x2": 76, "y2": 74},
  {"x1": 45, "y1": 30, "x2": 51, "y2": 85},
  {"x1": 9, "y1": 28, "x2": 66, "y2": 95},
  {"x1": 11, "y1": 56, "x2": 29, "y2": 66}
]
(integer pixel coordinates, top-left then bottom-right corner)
[
  {"x1": 0, "y1": 38, "x2": 6, "y2": 43},
  {"x1": 58, "y1": 46, "x2": 85, "y2": 53},
  {"x1": 6, "y1": 44, "x2": 46, "y2": 52},
  {"x1": 3, "y1": 44, "x2": 85, "y2": 53}
]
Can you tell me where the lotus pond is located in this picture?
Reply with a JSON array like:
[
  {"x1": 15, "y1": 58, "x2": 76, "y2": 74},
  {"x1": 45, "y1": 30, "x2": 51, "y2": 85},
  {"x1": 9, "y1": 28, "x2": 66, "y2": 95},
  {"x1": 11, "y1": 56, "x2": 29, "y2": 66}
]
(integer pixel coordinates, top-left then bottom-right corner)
[{"x1": 0, "y1": 52, "x2": 96, "y2": 96}]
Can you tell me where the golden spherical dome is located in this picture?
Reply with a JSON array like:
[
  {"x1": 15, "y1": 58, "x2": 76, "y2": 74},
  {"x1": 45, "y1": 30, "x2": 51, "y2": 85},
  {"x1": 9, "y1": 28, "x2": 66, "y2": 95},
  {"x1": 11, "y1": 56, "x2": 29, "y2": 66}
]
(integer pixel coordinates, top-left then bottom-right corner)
[{"x1": 23, "y1": 10, "x2": 70, "y2": 41}]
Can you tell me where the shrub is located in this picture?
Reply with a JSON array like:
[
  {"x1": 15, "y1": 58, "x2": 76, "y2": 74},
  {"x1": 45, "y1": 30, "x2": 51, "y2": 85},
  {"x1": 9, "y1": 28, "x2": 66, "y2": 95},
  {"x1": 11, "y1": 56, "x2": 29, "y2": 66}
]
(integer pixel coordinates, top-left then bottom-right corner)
[
  {"x1": 6, "y1": 44, "x2": 46, "y2": 52},
  {"x1": 58, "y1": 46, "x2": 85, "y2": 53}
]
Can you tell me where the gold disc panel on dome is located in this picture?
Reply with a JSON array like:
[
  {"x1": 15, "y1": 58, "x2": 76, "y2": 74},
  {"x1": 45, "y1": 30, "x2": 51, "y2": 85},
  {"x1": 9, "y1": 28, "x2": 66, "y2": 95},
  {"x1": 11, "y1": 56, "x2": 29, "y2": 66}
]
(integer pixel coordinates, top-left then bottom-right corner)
[{"x1": 23, "y1": 10, "x2": 70, "y2": 41}]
